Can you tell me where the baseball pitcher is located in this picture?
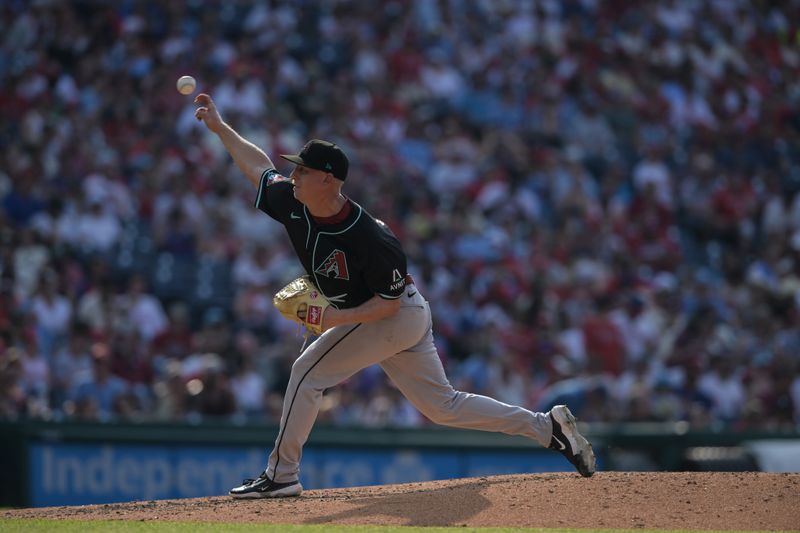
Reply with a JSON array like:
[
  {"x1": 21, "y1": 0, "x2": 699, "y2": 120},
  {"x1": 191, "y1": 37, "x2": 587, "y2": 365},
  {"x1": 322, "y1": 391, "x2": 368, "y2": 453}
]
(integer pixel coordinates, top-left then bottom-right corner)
[{"x1": 193, "y1": 93, "x2": 596, "y2": 498}]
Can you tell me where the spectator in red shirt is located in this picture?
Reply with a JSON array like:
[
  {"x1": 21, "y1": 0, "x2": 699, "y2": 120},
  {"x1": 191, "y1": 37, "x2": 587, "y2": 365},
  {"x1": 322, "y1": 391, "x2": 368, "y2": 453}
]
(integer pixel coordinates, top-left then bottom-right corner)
[{"x1": 582, "y1": 295, "x2": 626, "y2": 376}]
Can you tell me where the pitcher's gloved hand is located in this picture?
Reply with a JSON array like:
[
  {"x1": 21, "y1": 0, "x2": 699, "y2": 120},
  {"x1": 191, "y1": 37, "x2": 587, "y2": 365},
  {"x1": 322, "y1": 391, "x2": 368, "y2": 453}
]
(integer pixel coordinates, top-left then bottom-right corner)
[{"x1": 273, "y1": 276, "x2": 331, "y2": 335}]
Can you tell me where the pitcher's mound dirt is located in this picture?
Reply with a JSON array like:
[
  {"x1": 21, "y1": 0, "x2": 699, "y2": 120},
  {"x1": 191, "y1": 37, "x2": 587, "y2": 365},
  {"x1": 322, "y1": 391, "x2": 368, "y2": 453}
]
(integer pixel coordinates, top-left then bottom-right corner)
[{"x1": 4, "y1": 472, "x2": 800, "y2": 530}]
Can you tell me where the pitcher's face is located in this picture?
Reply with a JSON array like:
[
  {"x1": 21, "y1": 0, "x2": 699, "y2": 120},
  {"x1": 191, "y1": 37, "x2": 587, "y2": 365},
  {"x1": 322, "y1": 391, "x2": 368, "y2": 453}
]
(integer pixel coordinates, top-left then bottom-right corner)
[{"x1": 290, "y1": 165, "x2": 329, "y2": 205}]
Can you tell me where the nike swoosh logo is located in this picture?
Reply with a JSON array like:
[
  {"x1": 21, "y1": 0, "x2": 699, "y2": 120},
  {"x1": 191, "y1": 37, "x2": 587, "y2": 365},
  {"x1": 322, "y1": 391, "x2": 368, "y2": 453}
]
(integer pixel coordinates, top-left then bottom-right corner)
[
  {"x1": 407, "y1": 291, "x2": 417, "y2": 298},
  {"x1": 290, "y1": 213, "x2": 301, "y2": 220},
  {"x1": 552, "y1": 435, "x2": 566, "y2": 451}
]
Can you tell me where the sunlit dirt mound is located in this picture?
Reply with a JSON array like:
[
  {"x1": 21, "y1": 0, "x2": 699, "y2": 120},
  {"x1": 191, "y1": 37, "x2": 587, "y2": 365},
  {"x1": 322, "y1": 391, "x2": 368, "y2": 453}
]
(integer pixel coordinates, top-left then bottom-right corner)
[{"x1": 4, "y1": 472, "x2": 800, "y2": 530}]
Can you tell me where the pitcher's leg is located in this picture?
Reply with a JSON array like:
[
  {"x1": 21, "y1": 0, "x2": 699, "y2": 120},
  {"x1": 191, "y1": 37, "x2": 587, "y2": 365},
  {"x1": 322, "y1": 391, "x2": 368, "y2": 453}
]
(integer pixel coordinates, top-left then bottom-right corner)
[
  {"x1": 266, "y1": 305, "x2": 430, "y2": 483},
  {"x1": 380, "y1": 330, "x2": 553, "y2": 446},
  {"x1": 265, "y1": 324, "x2": 362, "y2": 483}
]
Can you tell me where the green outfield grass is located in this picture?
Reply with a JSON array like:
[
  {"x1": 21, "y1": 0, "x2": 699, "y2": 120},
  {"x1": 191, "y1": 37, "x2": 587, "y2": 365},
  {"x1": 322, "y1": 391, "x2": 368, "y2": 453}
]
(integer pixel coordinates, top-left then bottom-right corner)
[{"x1": 0, "y1": 521, "x2": 789, "y2": 533}]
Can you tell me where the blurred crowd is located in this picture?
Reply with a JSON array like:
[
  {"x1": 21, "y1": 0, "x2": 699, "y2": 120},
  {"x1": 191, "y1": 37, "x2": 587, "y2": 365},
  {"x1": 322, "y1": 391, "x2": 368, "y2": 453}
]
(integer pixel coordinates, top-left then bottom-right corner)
[{"x1": 1, "y1": 0, "x2": 800, "y2": 431}]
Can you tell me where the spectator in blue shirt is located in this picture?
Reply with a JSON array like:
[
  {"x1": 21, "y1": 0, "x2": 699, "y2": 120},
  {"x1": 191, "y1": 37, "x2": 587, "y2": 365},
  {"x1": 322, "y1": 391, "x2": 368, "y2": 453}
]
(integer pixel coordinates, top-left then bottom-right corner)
[{"x1": 69, "y1": 342, "x2": 130, "y2": 421}]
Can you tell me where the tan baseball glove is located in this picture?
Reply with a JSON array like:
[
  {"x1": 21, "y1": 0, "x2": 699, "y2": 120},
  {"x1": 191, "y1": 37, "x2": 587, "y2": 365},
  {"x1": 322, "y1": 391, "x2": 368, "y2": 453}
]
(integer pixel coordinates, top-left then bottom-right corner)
[{"x1": 273, "y1": 276, "x2": 331, "y2": 335}]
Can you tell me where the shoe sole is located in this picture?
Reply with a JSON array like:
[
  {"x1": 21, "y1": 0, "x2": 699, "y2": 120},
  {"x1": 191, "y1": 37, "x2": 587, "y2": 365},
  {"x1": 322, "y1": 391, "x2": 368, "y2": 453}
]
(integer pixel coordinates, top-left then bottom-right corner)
[
  {"x1": 553, "y1": 405, "x2": 596, "y2": 477},
  {"x1": 229, "y1": 483, "x2": 303, "y2": 499}
]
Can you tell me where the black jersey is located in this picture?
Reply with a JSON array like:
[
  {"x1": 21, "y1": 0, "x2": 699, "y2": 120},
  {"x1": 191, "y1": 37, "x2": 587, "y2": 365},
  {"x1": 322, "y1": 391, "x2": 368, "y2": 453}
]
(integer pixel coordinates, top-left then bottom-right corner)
[{"x1": 254, "y1": 168, "x2": 408, "y2": 309}]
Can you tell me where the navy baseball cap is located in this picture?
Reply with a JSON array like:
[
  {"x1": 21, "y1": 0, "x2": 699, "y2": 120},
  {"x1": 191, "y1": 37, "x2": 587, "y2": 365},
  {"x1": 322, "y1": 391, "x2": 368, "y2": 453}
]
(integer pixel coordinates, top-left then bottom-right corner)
[{"x1": 280, "y1": 140, "x2": 349, "y2": 181}]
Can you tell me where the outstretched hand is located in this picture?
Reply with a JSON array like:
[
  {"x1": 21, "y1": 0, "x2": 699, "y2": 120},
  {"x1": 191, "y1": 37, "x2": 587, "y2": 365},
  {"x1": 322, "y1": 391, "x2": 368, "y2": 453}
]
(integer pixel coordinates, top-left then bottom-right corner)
[{"x1": 194, "y1": 93, "x2": 224, "y2": 134}]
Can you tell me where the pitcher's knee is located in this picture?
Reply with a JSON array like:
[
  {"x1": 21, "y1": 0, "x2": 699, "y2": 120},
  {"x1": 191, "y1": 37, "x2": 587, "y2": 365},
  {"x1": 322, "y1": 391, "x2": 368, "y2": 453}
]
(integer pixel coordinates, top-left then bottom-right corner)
[
  {"x1": 426, "y1": 410, "x2": 459, "y2": 425},
  {"x1": 421, "y1": 395, "x2": 460, "y2": 425},
  {"x1": 286, "y1": 359, "x2": 321, "y2": 393},
  {"x1": 290, "y1": 356, "x2": 314, "y2": 377},
  {"x1": 289, "y1": 359, "x2": 339, "y2": 392}
]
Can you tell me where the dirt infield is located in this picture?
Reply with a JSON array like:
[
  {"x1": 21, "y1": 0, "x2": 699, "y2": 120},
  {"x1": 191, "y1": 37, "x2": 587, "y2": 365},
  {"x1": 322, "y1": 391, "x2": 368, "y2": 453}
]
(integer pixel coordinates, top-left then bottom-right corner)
[{"x1": 4, "y1": 472, "x2": 800, "y2": 530}]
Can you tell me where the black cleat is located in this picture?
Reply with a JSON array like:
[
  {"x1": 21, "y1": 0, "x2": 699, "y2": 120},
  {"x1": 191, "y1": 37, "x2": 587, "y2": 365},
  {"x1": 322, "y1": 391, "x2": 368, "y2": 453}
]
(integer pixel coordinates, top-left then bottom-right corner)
[
  {"x1": 548, "y1": 405, "x2": 596, "y2": 477},
  {"x1": 229, "y1": 471, "x2": 303, "y2": 498}
]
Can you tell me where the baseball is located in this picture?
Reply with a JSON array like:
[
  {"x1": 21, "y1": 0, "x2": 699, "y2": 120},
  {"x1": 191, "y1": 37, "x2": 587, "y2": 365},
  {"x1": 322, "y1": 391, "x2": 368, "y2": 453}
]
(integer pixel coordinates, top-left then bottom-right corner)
[{"x1": 176, "y1": 75, "x2": 196, "y2": 95}]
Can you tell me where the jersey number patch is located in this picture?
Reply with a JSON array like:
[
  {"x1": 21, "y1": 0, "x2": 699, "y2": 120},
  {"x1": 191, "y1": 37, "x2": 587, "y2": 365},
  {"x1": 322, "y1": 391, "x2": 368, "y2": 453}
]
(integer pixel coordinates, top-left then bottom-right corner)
[{"x1": 315, "y1": 249, "x2": 350, "y2": 280}]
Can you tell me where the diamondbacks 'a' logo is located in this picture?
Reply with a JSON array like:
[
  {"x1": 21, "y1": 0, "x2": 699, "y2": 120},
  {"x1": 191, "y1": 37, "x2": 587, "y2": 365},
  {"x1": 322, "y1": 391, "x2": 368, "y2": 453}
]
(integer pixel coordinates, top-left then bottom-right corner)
[{"x1": 315, "y1": 249, "x2": 349, "y2": 280}]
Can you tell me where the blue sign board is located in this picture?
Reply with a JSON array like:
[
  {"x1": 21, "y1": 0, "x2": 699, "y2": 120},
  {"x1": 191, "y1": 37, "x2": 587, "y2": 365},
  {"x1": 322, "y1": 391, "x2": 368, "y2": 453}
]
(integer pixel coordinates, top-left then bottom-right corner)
[{"x1": 29, "y1": 442, "x2": 594, "y2": 507}]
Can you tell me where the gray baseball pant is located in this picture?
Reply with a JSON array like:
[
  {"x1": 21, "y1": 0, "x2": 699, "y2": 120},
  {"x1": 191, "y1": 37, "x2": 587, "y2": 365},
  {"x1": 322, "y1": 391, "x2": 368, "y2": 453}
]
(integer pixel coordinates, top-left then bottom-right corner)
[{"x1": 264, "y1": 285, "x2": 553, "y2": 483}]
